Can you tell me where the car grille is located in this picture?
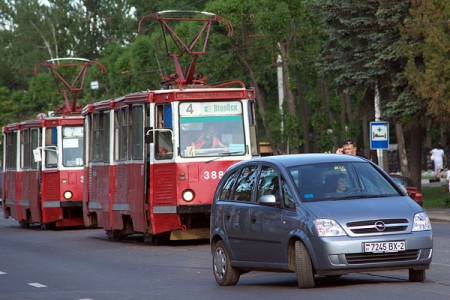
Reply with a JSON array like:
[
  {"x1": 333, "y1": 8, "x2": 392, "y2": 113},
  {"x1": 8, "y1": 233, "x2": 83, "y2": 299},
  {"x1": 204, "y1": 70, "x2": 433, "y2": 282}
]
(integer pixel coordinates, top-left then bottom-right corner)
[
  {"x1": 346, "y1": 250, "x2": 419, "y2": 264},
  {"x1": 346, "y1": 219, "x2": 409, "y2": 235}
]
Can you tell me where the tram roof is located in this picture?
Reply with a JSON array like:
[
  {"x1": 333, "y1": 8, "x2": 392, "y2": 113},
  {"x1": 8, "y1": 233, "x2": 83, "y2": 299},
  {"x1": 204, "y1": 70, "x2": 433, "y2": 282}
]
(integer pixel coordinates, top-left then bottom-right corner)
[
  {"x1": 82, "y1": 85, "x2": 255, "y2": 115},
  {"x1": 3, "y1": 114, "x2": 84, "y2": 132}
]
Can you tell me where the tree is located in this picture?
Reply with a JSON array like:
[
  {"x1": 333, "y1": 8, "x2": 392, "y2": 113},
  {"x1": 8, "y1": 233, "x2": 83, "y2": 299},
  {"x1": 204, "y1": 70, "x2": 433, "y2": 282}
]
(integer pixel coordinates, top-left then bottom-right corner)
[{"x1": 403, "y1": 0, "x2": 450, "y2": 122}]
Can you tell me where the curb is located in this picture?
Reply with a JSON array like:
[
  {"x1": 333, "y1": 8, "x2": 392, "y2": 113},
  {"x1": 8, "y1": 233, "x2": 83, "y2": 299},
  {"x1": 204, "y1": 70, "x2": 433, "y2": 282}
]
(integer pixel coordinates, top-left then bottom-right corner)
[{"x1": 426, "y1": 209, "x2": 450, "y2": 223}]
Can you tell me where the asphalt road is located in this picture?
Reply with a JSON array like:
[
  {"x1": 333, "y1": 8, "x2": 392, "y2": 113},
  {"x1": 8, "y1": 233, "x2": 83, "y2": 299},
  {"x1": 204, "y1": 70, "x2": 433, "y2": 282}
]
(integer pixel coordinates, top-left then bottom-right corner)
[{"x1": 1, "y1": 213, "x2": 450, "y2": 300}]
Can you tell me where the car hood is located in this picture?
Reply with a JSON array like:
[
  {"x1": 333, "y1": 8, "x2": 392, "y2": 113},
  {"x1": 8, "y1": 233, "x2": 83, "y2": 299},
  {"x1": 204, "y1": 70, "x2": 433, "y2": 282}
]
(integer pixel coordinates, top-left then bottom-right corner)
[{"x1": 304, "y1": 196, "x2": 423, "y2": 222}]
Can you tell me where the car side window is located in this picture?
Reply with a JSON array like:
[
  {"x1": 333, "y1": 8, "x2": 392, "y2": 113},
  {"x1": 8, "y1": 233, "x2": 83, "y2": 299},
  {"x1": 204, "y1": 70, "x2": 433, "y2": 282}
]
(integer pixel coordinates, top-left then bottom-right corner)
[
  {"x1": 281, "y1": 179, "x2": 296, "y2": 209},
  {"x1": 257, "y1": 166, "x2": 281, "y2": 202},
  {"x1": 233, "y1": 165, "x2": 258, "y2": 202},
  {"x1": 218, "y1": 170, "x2": 239, "y2": 200}
]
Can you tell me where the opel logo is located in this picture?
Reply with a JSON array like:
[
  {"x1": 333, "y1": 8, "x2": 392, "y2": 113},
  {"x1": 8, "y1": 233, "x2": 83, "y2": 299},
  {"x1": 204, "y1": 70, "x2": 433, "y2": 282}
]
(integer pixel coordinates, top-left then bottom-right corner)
[{"x1": 375, "y1": 221, "x2": 386, "y2": 232}]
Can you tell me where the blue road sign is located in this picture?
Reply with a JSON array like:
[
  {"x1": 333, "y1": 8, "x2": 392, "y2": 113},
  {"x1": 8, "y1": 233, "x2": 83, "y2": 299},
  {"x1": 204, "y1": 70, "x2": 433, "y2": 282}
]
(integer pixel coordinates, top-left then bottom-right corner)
[{"x1": 370, "y1": 121, "x2": 389, "y2": 149}]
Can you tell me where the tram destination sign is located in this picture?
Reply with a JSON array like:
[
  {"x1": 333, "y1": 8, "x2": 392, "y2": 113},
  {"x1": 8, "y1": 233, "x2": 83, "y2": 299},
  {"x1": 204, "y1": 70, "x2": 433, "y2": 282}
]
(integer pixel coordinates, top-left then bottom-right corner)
[{"x1": 179, "y1": 101, "x2": 242, "y2": 116}]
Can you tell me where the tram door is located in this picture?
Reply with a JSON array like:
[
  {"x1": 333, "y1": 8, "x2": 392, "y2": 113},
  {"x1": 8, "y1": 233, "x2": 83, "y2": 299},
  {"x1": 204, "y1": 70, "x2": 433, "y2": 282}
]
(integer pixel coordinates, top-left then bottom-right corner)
[
  {"x1": 86, "y1": 112, "x2": 111, "y2": 228},
  {"x1": 125, "y1": 105, "x2": 146, "y2": 233},
  {"x1": 3, "y1": 131, "x2": 21, "y2": 221},
  {"x1": 20, "y1": 128, "x2": 41, "y2": 224},
  {"x1": 148, "y1": 103, "x2": 180, "y2": 235}
]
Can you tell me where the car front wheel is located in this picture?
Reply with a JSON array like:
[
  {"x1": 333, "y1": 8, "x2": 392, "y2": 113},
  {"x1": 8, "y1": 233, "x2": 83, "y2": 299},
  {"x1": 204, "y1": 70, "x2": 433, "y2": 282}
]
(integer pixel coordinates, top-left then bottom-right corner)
[
  {"x1": 212, "y1": 240, "x2": 240, "y2": 286},
  {"x1": 294, "y1": 240, "x2": 315, "y2": 288}
]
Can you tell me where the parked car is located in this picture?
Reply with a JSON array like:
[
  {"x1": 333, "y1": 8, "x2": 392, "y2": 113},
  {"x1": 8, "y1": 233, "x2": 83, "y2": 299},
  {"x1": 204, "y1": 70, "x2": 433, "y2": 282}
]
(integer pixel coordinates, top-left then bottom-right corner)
[
  {"x1": 210, "y1": 154, "x2": 433, "y2": 288},
  {"x1": 390, "y1": 175, "x2": 423, "y2": 207}
]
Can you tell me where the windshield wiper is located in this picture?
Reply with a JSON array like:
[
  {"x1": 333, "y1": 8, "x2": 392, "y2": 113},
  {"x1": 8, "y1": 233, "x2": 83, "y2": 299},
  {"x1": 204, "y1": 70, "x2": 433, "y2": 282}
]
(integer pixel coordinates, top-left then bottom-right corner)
[
  {"x1": 206, "y1": 151, "x2": 245, "y2": 163},
  {"x1": 332, "y1": 194, "x2": 390, "y2": 200}
]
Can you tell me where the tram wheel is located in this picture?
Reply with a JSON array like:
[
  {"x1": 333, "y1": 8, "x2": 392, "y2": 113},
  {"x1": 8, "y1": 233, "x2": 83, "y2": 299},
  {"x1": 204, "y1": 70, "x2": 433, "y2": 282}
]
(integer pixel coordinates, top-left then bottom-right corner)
[
  {"x1": 143, "y1": 233, "x2": 169, "y2": 245},
  {"x1": 106, "y1": 230, "x2": 126, "y2": 241},
  {"x1": 19, "y1": 220, "x2": 29, "y2": 229},
  {"x1": 41, "y1": 222, "x2": 56, "y2": 230}
]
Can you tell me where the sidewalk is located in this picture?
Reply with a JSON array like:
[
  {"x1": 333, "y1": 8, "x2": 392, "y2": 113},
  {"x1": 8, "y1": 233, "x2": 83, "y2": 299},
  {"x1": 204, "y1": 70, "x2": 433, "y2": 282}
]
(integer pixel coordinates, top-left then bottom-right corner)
[{"x1": 426, "y1": 208, "x2": 450, "y2": 223}]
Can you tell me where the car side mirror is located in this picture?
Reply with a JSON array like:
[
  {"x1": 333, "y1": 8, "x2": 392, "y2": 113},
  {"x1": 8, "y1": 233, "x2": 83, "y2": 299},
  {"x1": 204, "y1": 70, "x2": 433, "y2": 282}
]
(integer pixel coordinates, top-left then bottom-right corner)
[{"x1": 259, "y1": 194, "x2": 279, "y2": 206}]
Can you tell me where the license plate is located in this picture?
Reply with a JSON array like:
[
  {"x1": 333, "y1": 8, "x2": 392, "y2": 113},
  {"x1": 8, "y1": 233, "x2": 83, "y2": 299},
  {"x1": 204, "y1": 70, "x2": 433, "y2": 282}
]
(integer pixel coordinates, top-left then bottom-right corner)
[{"x1": 364, "y1": 241, "x2": 406, "y2": 253}]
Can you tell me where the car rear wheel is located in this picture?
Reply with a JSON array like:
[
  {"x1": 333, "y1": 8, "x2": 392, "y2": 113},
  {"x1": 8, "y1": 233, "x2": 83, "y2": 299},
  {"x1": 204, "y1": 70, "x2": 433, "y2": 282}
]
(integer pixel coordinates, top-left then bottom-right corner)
[
  {"x1": 409, "y1": 269, "x2": 426, "y2": 282},
  {"x1": 294, "y1": 240, "x2": 315, "y2": 288},
  {"x1": 212, "y1": 240, "x2": 240, "y2": 286}
]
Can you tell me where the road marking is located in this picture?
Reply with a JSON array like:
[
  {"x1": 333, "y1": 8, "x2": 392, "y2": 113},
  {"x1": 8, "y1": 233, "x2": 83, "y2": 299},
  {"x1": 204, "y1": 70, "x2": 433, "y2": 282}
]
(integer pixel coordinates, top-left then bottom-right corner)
[
  {"x1": 28, "y1": 283, "x2": 47, "y2": 288},
  {"x1": 432, "y1": 262, "x2": 450, "y2": 267}
]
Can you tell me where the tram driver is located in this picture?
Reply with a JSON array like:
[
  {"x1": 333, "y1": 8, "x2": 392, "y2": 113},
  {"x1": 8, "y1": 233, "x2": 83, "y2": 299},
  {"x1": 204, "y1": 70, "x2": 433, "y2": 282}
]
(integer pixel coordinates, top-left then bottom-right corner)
[{"x1": 195, "y1": 124, "x2": 225, "y2": 149}]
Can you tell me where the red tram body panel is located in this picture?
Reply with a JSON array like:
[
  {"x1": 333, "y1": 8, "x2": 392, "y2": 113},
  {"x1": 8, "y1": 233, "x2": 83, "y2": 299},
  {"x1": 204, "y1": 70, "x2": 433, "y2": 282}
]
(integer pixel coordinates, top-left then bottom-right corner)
[
  {"x1": 83, "y1": 87, "x2": 258, "y2": 240},
  {"x1": 2, "y1": 116, "x2": 85, "y2": 228}
]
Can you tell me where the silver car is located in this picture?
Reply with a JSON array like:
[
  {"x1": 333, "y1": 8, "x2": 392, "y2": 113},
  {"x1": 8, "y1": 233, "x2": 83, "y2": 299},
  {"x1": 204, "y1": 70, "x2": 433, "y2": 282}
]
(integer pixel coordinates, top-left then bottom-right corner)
[{"x1": 210, "y1": 154, "x2": 433, "y2": 288}]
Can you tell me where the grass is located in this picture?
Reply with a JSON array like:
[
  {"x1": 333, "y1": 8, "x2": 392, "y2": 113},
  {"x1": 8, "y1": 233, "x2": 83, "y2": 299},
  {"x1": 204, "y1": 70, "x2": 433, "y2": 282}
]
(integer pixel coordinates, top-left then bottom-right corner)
[{"x1": 422, "y1": 185, "x2": 450, "y2": 208}]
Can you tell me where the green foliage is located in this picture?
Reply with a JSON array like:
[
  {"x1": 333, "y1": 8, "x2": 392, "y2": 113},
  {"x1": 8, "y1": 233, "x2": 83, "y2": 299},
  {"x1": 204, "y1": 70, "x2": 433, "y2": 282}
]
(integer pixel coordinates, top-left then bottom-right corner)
[
  {"x1": 402, "y1": 0, "x2": 450, "y2": 121},
  {"x1": 0, "y1": 0, "x2": 448, "y2": 164},
  {"x1": 422, "y1": 185, "x2": 450, "y2": 208}
]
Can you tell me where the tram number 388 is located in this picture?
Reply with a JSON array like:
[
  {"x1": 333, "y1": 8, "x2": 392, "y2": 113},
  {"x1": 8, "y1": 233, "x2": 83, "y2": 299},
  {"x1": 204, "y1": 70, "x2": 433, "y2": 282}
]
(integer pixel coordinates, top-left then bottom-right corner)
[{"x1": 203, "y1": 171, "x2": 224, "y2": 180}]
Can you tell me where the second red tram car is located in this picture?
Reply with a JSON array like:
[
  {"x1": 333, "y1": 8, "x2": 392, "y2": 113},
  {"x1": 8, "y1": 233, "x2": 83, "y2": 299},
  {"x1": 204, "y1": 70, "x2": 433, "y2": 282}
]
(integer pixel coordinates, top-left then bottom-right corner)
[
  {"x1": 2, "y1": 58, "x2": 105, "y2": 229},
  {"x1": 2, "y1": 116, "x2": 85, "y2": 228}
]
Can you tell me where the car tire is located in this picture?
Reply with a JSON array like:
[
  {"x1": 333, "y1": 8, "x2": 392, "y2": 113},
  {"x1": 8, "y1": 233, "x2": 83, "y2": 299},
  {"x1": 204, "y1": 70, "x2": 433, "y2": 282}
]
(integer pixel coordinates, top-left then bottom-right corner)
[
  {"x1": 294, "y1": 240, "x2": 315, "y2": 288},
  {"x1": 212, "y1": 240, "x2": 240, "y2": 286},
  {"x1": 409, "y1": 269, "x2": 426, "y2": 282}
]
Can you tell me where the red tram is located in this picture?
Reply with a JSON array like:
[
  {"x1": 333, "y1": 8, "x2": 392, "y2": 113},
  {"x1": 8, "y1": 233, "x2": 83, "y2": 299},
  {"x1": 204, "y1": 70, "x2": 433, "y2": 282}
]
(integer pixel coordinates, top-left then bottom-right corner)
[
  {"x1": 82, "y1": 11, "x2": 258, "y2": 241},
  {"x1": 2, "y1": 58, "x2": 105, "y2": 228}
]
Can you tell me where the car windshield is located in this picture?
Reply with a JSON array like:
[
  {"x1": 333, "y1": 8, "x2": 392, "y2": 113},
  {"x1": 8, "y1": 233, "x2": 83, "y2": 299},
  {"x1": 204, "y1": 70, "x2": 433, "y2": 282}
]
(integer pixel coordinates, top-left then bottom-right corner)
[{"x1": 288, "y1": 162, "x2": 400, "y2": 202}]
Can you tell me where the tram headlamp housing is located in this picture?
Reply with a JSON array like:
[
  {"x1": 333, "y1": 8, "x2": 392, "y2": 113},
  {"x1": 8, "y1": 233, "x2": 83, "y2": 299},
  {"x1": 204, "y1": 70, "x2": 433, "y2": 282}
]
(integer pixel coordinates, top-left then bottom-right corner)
[
  {"x1": 182, "y1": 189, "x2": 195, "y2": 202},
  {"x1": 63, "y1": 191, "x2": 73, "y2": 200}
]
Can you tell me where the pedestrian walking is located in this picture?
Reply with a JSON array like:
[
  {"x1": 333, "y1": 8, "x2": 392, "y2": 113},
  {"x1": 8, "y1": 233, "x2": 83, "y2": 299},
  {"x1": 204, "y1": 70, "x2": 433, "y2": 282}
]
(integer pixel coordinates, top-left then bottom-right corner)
[{"x1": 430, "y1": 143, "x2": 445, "y2": 180}]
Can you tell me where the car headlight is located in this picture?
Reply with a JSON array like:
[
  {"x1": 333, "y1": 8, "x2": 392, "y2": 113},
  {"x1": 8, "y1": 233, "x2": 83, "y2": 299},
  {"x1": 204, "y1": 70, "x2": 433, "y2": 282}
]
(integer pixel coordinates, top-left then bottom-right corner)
[
  {"x1": 63, "y1": 191, "x2": 73, "y2": 200},
  {"x1": 412, "y1": 212, "x2": 432, "y2": 231},
  {"x1": 314, "y1": 219, "x2": 346, "y2": 237},
  {"x1": 182, "y1": 189, "x2": 195, "y2": 202}
]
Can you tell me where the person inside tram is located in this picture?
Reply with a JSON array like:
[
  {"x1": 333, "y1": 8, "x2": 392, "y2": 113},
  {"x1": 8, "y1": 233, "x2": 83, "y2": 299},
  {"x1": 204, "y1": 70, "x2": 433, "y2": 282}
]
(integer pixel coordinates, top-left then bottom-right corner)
[{"x1": 195, "y1": 124, "x2": 225, "y2": 149}]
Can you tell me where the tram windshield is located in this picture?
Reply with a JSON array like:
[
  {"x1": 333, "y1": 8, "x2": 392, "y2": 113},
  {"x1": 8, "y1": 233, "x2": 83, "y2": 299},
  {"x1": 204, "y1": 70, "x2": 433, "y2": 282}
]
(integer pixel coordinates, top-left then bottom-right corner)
[
  {"x1": 179, "y1": 101, "x2": 245, "y2": 157},
  {"x1": 62, "y1": 126, "x2": 84, "y2": 167}
]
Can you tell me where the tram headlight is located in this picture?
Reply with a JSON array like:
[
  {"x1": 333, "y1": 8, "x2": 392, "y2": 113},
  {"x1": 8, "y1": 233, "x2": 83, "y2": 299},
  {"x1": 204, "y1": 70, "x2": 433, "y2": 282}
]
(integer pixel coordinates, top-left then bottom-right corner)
[
  {"x1": 63, "y1": 191, "x2": 73, "y2": 200},
  {"x1": 182, "y1": 189, "x2": 195, "y2": 202}
]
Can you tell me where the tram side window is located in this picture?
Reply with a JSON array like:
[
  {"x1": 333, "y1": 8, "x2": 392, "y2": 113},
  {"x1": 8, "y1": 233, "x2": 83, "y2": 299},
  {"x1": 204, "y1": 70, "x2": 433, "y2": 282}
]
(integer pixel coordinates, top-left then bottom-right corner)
[
  {"x1": 248, "y1": 101, "x2": 258, "y2": 156},
  {"x1": 45, "y1": 127, "x2": 58, "y2": 168},
  {"x1": 21, "y1": 129, "x2": 38, "y2": 170},
  {"x1": 90, "y1": 112, "x2": 110, "y2": 163},
  {"x1": 132, "y1": 105, "x2": 144, "y2": 160},
  {"x1": 115, "y1": 107, "x2": 129, "y2": 161},
  {"x1": 103, "y1": 111, "x2": 110, "y2": 162},
  {"x1": 30, "y1": 129, "x2": 39, "y2": 170},
  {"x1": 155, "y1": 104, "x2": 173, "y2": 160},
  {"x1": 21, "y1": 129, "x2": 31, "y2": 169},
  {"x1": 5, "y1": 131, "x2": 18, "y2": 170},
  {"x1": 91, "y1": 113, "x2": 101, "y2": 162}
]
